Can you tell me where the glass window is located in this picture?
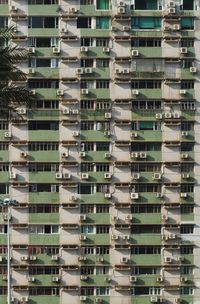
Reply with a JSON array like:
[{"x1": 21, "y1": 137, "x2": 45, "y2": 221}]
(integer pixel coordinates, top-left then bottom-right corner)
[
  {"x1": 96, "y1": 0, "x2": 109, "y2": 10},
  {"x1": 181, "y1": 18, "x2": 194, "y2": 30},
  {"x1": 96, "y1": 17, "x2": 110, "y2": 29},
  {"x1": 135, "y1": 0, "x2": 158, "y2": 10},
  {"x1": 131, "y1": 17, "x2": 161, "y2": 29}
]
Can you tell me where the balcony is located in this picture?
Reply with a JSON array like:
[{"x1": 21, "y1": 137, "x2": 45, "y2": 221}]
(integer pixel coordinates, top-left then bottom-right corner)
[
  {"x1": 83, "y1": 151, "x2": 111, "y2": 162},
  {"x1": 84, "y1": 213, "x2": 110, "y2": 224},
  {"x1": 0, "y1": 151, "x2": 9, "y2": 162},
  {"x1": 30, "y1": 67, "x2": 59, "y2": 79},
  {"x1": 32, "y1": 88, "x2": 58, "y2": 99},
  {"x1": 131, "y1": 71, "x2": 164, "y2": 78},
  {"x1": 132, "y1": 213, "x2": 161, "y2": 225},
  {"x1": 29, "y1": 296, "x2": 60, "y2": 304},
  {"x1": 28, "y1": 151, "x2": 59, "y2": 162},
  {"x1": 131, "y1": 192, "x2": 163, "y2": 203},
  {"x1": 80, "y1": 47, "x2": 111, "y2": 58},
  {"x1": 28, "y1": 28, "x2": 59, "y2": 37},
  {"x1": 29, "y1": 213, "x2": 59, "y2": 224},
  {"x1": 29, "y1": 172, "x2": 58, "y2": 183},
  {"x1": 131, "y1": 234, "x2": 162, "y2": 245},
  {"x1": 0, "y1": 236, "x2": 7, "y2": 245},
  {"x1": 132, "y1": 89, "x2": 162, "y2": 99},
  {"x1": 182, "y1": 110, "x2": 195, "y2": 121},
  {"x1": 131, "y1": 30, "x2": 162, "y2": 38},
  {"x1": 29, "y1": 131, "x2": 59, "y2": 141},
  {"x1": 0, "y1": 130, "x2": 10, "y2": 141},
  {"x1": 80, "y1": 254, "x2": 110, "y2": 265},
  {"x1": 34, "y1": 47, "x2": 55, "y2": 57},
  {"x1": 181, "y1": 69, "x2": 196, "y2": 79},
  {"x1": 131, "y1": 151, "x2": 162, "y2": 162},
  {"x1": 81, "y1": 110, "x2": 110, "y2": 120},
  {"x1": 30, "y1": 253, "x2": 60, "y2": 265},
  {"x1": 29, "y1": 192, "x2": 59, "y2": 203},
  {"x1": 28, "y1": 274, "x2": 61, "y2": 285},
  {"x1": 28, "y1": 5, "x2": 59, "y2": 16},
  {"x1": 81, "y1": 296, "x2": 109, "y2": 303},
  {"x1": 81, "y1": 131, "x2": 110, "y2": 141},
  {"x1": 181, "y1": 213, "x2": 194, "y2": 222},
  {"x1": 80, "y1": 172, "x2": 112, "y2": 183},
  {"x1": 180, "y1": 254, "x2": 193, "y2": 265},
  {"x1": 81, "y1": 67, "x2": 110, "y2": 79},
  {"x1": 0, "y1": 172, "x2": 9, "y2": 182},
  {"x1": 81, "y1": 29, "x2": 110, "y2": 37},
  {"x1": 82, "y1": 89, "x2": 110, "y2": 99},
  {"x1": 28, "y1": 110, "x2": 60, "y2": 120},
  {"x1": 131, "y1": 130, "x2": 162, "y2": 141},
  {"x1": 0, "y1": 5, "x2": 9, "y2": 15},
  {"x1": 80, "y1": 234, "x2": 110, "y2": 245},
  {"x1": 80, "y1": 275, "x2": 111, "y2": 286},
  {"x1": 80, "y1": 5, "x2": 111, "y2": 16},
  {"x1": 29, "y1": 234, "x2": 59, "y2": 245},
  {"x1": 131, "y1": 254, "x2": 161, "y2": 265},
  {"x1": 81, "y1": 193, "x2": 109, "y2": 203}
]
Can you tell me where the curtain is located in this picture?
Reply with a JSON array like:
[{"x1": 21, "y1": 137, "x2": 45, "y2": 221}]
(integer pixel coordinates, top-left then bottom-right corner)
[
  {"x1": 96, "y1": 17, "x2": 109, "y2": 29},
  {"x1": 131, "y1": 17, "x2": 161, "y2": 29},
  {"x1": 97, "y1": 0, "x2": 109, "y2": 10},
  {"x1": 181, "y1": 18, "x2": 194, "y2": 29}
]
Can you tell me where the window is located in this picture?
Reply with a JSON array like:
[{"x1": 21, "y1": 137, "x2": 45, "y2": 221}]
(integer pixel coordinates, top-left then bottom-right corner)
[
  {"x1": 82, "y1": 247, "x2": 95, "y2": 254},
  {"x1": 181, "y1": 163, "x2": 194, "y2": 173},
  {"x1": 29, "y1": 225, "x2": 59, "y2": 234},
  {"x1": 182, "y1": 59, "x2": 195, "y2": 69},
  {"x1": 0, "y1": 122, "x2": 8, "y2": 130},
  {"x1": 0, "y1": 0, "x2": 8, "y2": 3},
  {"x1": 0, "y1": 17, "x2": 8, "y2": 28},
  {"x1": 30, "y1": 267, "x2": 59, "y2": 275},
  {"x1": 96, "y1": 80, "x2": 110, "y2": 88},
  {"x1": 28, "y1": 142, "x2": 59, "y2": 151},
  {"x1": 29, "y1": 58, "x2": 59, "y2": 68},
  {"x1": 132, "y1": 38, "x2": 161, "y2": 47},
  {"x1": 28, "y1": 0, "x2": 58, "y2": 4},
  {"x1": 181, "y1": 266, "x2": 193, "y2": 275},
  {"x1": 131, "y1": 163, "x2": 162, "y2": 172},
  {"x1": 81, "y1": 59, "x2": 93, "y2": 68},
  {"x1": 0, "y1": 184, "x2": 9, "y2": 194},
  {"x1": 81, "y1": 205, "x2": 94, "y2": 213},
  {"x1": 137, "y1": 121, "x2": 161, "y2": 131},
  {"x1": 96, "y1": 101, "x2": 111, "y2": 109},
  {"x1": 181, "y1": 142, "x2": 194, "y2": 151},
  {"x1": 81, "y1": 267, "x2": 95, "y2": 275},
  {"x1": 96, "y1": 0, "x2": 110, "y2": 10},
  {"x1": 181, "y1": 101, "x2": 195, "y2": 110},
  {"x1": 96, "y1": 246, "x2": 110, "y2": 254},
  {"x1": 181, "y1": 205, "x2": 194, "y2": 214},
  {"x1": 29, "y1": 184, "x2": 59, "y2": 192},
  {"x1": 31, "y1": 99, "x2": 59, "y2": 109},
  {"x1": 181, "y1": 39, "x2": 194, "y2": 47},
  {"x1": 29, "y1": 205, "x2": 59, "y2": 213},
  {"x1": 96, "y1": 225, "x2": 109, "y2": 234},
  {"x1": 131, "y1": 225, "x2": 161, "y2": 234},
  {"x1": 180, "y1": 246, "x2": 193, "y2": 254},
  {"x1": 181, "y1": 18, "x2": 194, "y2": 30},
  {"x1": 96, "y1": 59, "x2": 109, "y2": 68},
  {"x1": 29, "y1": 121, "x2": 59, "y2": 130},
  {"x1": 180, "y1": 287, "x2": 194, "y2": 295},
  {"x1": 131, "y1": 142, "x2": 161, "y2": 151},
  {"x1": 0, "y1": 143, "x2": 9, "y2": 150},
  {"x1": 131, "y1": 246, "x2": 161, "y2": 254},
  {"x1": 81, "y1": 0, "x2": 93, "y2": 4},
  {"x1": 131, "y1": 17, "x2": 161, "y2": 29},
  {"x1": 81, "y1": 38, "x2": 94, "y2": 47},
  {"x1": 0, "y1": 225, "x2": 7, "y2": 234},
  {"x1": 30, "y1": 287, "x2": 59, "y2": 296},
  {"x1": 0, "y1": 246, "x2": 7, "y2": 254},
  {"x1": 81, "y1": 225, "x2": 94, "y2": 234},
  {"x1": 80, "y1": 287, "x2": 94, "y2": 296},
  {"x1": 135, "y1": 0, "x2": 158, "y2": 10},
  {"x1": 132, "y1": 80, "x2": 162, "y2": 89},
  {"x1": 182, "y1": 0, "x2": 194, "y2": 10},
  {"x1": 77, "y1": 17, "x2": 91, "y2": 28},
  {"x1": 131, "y1": 205, "x2": 161, "y2": 213},
  {"x1": 29, "y1": 80, "x2": 59, "y2": 88},
  {"x1": 132, "y1": 100, "x2": 162, "y2": 110},
  {"x1": 96, "y1": 17, "x2": 110, "y2": 29},
  {"x1": 181, "y1": 81, "x2": 194, "y2": 89},
  {"x1": 28, "y1": 17, "x2": 58, "y2": 28},
  {"x1": 96, "y1": 142, "x2": 110, "y2": 151},
  {"x1": 28, "y1": 37, "x2": 59, "y2": 47},
  {"x1": 181, "y1": 184, "x2": 194, "y2": 192},
  {"x1": 181, "y1": 225, "x2": 194, "y2": 234},
  {"x1": 133, "y1": 267, "x2": 160, "y2": 275},
  {"x1": 96, "y1": 38, "x2": 109, "y2": 47},
  {"x1": 133, "y1": 184, "x2": 161, "y2": 193},
  {"x1": 96, "y1": 266, "x2": 109, "y2": 275},
  {"x1": 96, "y1": 287, "x2": 110, "y2": 296}
]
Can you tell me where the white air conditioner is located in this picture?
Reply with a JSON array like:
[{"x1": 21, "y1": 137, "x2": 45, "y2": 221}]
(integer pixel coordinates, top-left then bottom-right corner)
[
  {"x1": 72, "y1": 109, "x2": 79, "y2": 114},
  {"x1": 11, "y1": 297, "x2": 15, "y2": 303},
  {"x1": 4, "y1": 132, "x2": 12, "y2": 138},
  {"x1": 169, "y1": 233, "x2": 176, "y2": 239},
  {"x1": 80, "y1": 235, "x2": 86, "y2": 241},
  {"x1": 72, "y1": 131, "x2": 79, "y2": 137},
  {"x1": 123, "y1": 235, "x2": 130, "y2": 240},
  {"x1": 80, "y1": 46, "x2": 88, "y2": 52},
  {"x1": 153, "y1": 173, "x2": 162, "y2": 180},
  {"x1": 111, "y1": 26, "x2": 117, "y2": 31},
  {"x1": 20, "y1": 297, "x2": 29, "y2": 303},
  {"x1": 140, "y1": 152, "x2": 147, "y2": 159},
  {"x1": 131, "y1": 152, "x2": 139, "y2": 158},
  {"x1": 181, "y1": 131, "x2": 188, "y2": 137},
  {"x1": 169, "y1": 1, "x2": 175, "y2": 7},
  {"x1": 168, "y1": 7, "x2": 175, "y2": 14},
  {"x1": 52, "y1": 276, "x2": 60, "y2": 282},
  {"x1": 57, "y1": 90, "x2": 64, "y2": 96},
  {"x1": 61, "y1": 28, "x2": 68, "y2": 33},
  {"x1": 80, "y1": 296, "x2": 87, "y2": 301},
  {"x1": 78, "y1": 255, "x2": 86, "y2": 261},
  {"x1": 118, "y1": 6, "x2": 125, "y2": 13},
  {"x1": 157, "y1": 276, "x2": 164, "y2": 282},
  {"x1": 130, "y1": 276, "x2": 137, "y2": 282},
  {"x1": 105, "y1": 112, "x2": 111, "y2": 119},
  {"x1": 120, "y1": 257, "x2": 128, "y2": 263},
  {"x1": 190, "y1": 67, "x2": 197, "y2": 73},
  {"x1": 115, "y1": 69, "x2": 121, "y2": 74},
  {"x1": 132, "y1": 173, "x2": 140, "y2": 180},
  {"x1": 76, "y1": 68, "x2": 84, "y2": 74},
  {"x1": 123, "y1": 26, "x2": 130, "y2": 31},
  {"x1": 55, "y1": 173, "x2": 62, "y2": 179},
  {"x1": 125, "y1": 215, "x2": 132, "y2": 221},
  {"x1": 20, "y1": 152, "x2": 27, "y2": 158},
  {"x1": 161, "y1": 214, "x2": 168, "y2": 221},
  {"x1": 180, "y1": 192, "x2": 187, "y2": 198},
  {"x1": 182, "y1": 173, "x2": 190, "y2": 179},
  {"x1": 28, "y1": 276, "x2": 36, "y2": 282},
  {"x1": 85, "y1": 68, "x2": 93, "y2": 74},
  {"x1": 80, "y1": 275, "x2": 88, "y2": 281},
  {"x1": 173, "y1": 24, "x2": 180, "y2": 30},
  {"x1": 61, "y1": 152, "x2": 68, "y2": 158},
  {"x1": 156, "y1": 113, "x2": 162, "y2": 120},
  {"x1": 95, "y1": 298, "x2": 103, "y2": 303},
  {"x1": 62, "y1": 108, "x2": 70, "y2": 115},
  {"x1": 157, "y1": 193, "x2": 163, "y2": 198},
  {"x1": 180, "y1": 90, "x2": 186, "y2": 95},
  {"x1": 52, "y1": 255, "x2": 59, "y2": 261},
  {"x1": 150, "y1": 297, "x2": 158, "y2": 303},
  {"x1": 164, "y1": 256, "x2": 172, "y2": 263},
  {"x1": 97, "y1": 257, "x2": 104, "y2": 262},
  {"x1": 21, "y1": 255, "x2": 28, "y2": 261},
  {"x1": 81, "y1": 173, "x2": 89, "y2": 179},
  {"x1": 103, "y1": 47, "x2": 110, "y2": 53},
  {"x1": 28, "y1": 68, "x2": 35, "y2": 75},
  {"x1": 9, "y1": 172, "x2": 17, "y2": 180},
  {"x1": 165, "y1": 113, "x2": 172, "y2": 118},
  {"x1": 31, "y1": 90, "x2": 36, "y2": 95},
  {"x1": 111, "y1": 234, "x2": 118, "y2": 240},
  {"x1": 131, "y1": 193, "x2": 139, "y2": 199},
  {"x1": 53, "y1": 47, "x2": 60, "y2": 54},
  {"x1": 104, "y1": 131, "x2": 111, "y2": 136},
  {"x1": 181, "y1": 153, "x2": 188, "y2": 159},
  {"x1": 104, "y1": 173, "x2": 112, "y2": 179},
  {"x1": 132, "y1": 50, "x2": 139, "y2": 57},
  {"x1": 173, "y1": 112, "x2": 180, "y2": 118},
  {"x1": 17, "y1": 108, "x2": 26, "y2": 115},
  {"x1": 79, "y1": 152, "x2": 86, "y2": 158},
  {"x1": 105, "y1": 193, "x2": 112, "y2": 198},
  {"x1": 63, "y1": 173, "x2": 71, "y2": 179},
  {"x1": 29, "y1": 255, "x2": 37, "y2": 261},
  {"x1": 131, "y1": 132, "x2": 138, "y2": 138},
  {"x1": 175, "y1": 298, "x2": 181, "y2": 303},
  {"x1": 79, "y1": 214, "x2": 86, "y2": 221},
  {"x1": 180, "y1": 47, "x2": 188, "y2": 54},
  {"x1": 11, "y1": 5, "x2": 17, "y2": 11},
  {"x1": 119, "y1": 1, "x2": 125, "y2": 6},
  {"x1": 123, "y1": 68, "x2": 130, "y2": 74},
  {"x1": 132, "y1": 90, "x2": 139, "y2": 95},
  {"x1": 28, "y1": 47, "x2": 35, "y2": 54},
  {"x1": 104, "y1": 152, "x2": 111, "y2": 159},
  {"x1": 81, "y1": 89, "x2": 89, "y2": 95}
]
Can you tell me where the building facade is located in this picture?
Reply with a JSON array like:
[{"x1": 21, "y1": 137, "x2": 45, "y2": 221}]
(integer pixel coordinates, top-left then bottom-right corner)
[{"x1": 0, "y1": 0, "x2": 199, "y2": 303}]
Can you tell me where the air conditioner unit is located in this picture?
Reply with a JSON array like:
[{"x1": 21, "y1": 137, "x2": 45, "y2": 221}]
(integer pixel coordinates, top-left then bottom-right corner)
[
  {"x1": 11, "y1": 297, "x2": 15, "y2": 303},
  {"x1": 4, "y1": 132, "x2": 12, "y2": 138},
  {"x1": 97, "y1": 257, "x2": 104, "y2": 262},
  {"x1": 123, "y1": 68, "x2": 130, "y2": 74},
  {"x1": 181, "y1": 153, "x2": 188, "y2": 159},
  {"x1": 164, "y1": 25, "x2": 171, "y2": 31},
  {"x1": 119, "y1": 1, "x2": 125, "y2": 5},
  {"x1": 63, "y1": 173, "x2": 71, "y2": 179},
  {"x1": 105, "y1": 112, "x2": 111, "y2": 119},
  {"x1": 104, "y1": 131, "x2": 111, "y2": 136},
  {"x1": 132, "y1": 90, "x2": 139, "y2": 95},
  {"x1": 57, "y1": 90, "x2": 64, "y2": 96},
  {"x1": 72, "y1": 131, "x2": 80, "y2": 137},
  {"x1": 81, "y1": 89, "x2": 89, "y2": 95},
  {"x1": 156, "y1": 113, "x2": 162, "y2": 120},
  {"x1": 180, "y1": 47, "x2": 188, "y2": 54},
  {"x1": 105, "y1": 193, "x2": 112, "y2": 198},
  {"x1": 70, "y1": 7, "x2": 78, "y2": 13},
  {"x1": 20, "y1": 152, "x2": 27, "y2": 158},
  {"x1": 180, "y1": 192, "x2": 187, "y2": 198},
  {"x1": 120, "y1": 257, "x2": 128, "y2": 263},
  {"x1": 53, "y1": 47, "x2": 60, "y2": 54},
  {"x1": 9, "y1": 172, "x2": 17, "y2": 180},
  {"x1": 150, "y1": 297, "x2": 158, "y2": 303},
  {"x1": 131, "y1": 152, "x2": 139, "y2": 158},
  {"x1": 71, "y1": 194, "x2": 78, "y2": 201},
  {"x1": 61, "y1": 152, "x2": 68, "y2": 158},
  {"x1": 130, "y1": 276, "x2": 137, "y2": 282},
  {"x1": 61, "y1": 28, "x2": 68, "y2": 33},
  {"x1": 182, "y1": 173, "x2": 190, "y2": 179},
  {"x1": 181, "y1": 277, "x2": 188, "y2": 282},
  {"x1": 123, "y1": 235, "x2": 130, "y2": 240},
  {"x1": 169, "y1": 233, "x2": 176, "y2": 239},
  {"x1": 79, "y1": 152, "x2": 86, "y2": 158},
  {"x1": 62, "y1": 108, "x2": 70, "y2": 115},
  {"x1": 76, "y1": 68, "x2": 84, "y2": 74},
  {"x1": 29, "y1": 255, "x2": 37, "y2": 261},
  {"x1": 139, "y1": 152, "x2": 147, "y2": 159},
  {"x1": 3, "y1": 214, "x2": 8, "y2": 221},
  {"x1": 157, "y1": 276, "x2": 164, "y2": 282},
  {"x1": 56, "y1": 173, "x2": 62, "y2": 179},
  {"x1": 157, "y1": 192, "x2": 163, "y2": 198},
  {"x1": 175, "y1": 298, "x2": 181, "y2": 303},
  {"x1": 165, "y1": 113, "x2": 172, "y2": 118},
  {"x1": 80, "y1": 275, "x2": 88, "y2": 281},
  {"x1": 103, "y1": 47, "x2": 110, "y2": 53},
  {"x1": 161, "y1": 214, "x2": 168, "y2": 221},
  {"x1": 80, "y1": 296, "x2": 87, "y2": 301},
  {"x1": 118, "y1": 7, "x2": 125, "y2": 13},
  {"x1": 132, "y1": 50, "x2": 139, "y2": 57},
  {"x1": 173, "y1": 112, "x2": 180, "y2": 118},
  {"x1": 81, "y1": 173, "x2": 89, "y2": 179},
  {"x1": 21, "y1": 297, "x2": 29, "y2": 303},
  {"x1": 28, "y1": 47, "x2": 35, "y2": 54},
  {"x1": 80, "y1": 235, "x2": 86, "y2": 241},
  {"x1": 11, "y1": 5, "x2": 17, "y2": 11},
  {"x1": 131, "y1": 193, "x2": 139, "y2": 199},
  {"x1": 52, "y1": 255, "x2": 59, "y2": 261},
  {"x1": 17, "y1": 108, "x2": 26, "y2": 115},
  {"x1": 153, "y1": 173, "x2": 162, "y2": 180},
  {"x1": 78, "y1": 255, "x2": 86, "y2": 261},
  {"x1": 180, "y1": 90, "x2": 186, "y2": 95},
  {"x1": 28, "y1": 276, "x2": 36, "y2": 282},
  {"x1": 21, "y1": 256, "x2": 28, "y2": 261},
  {"x1": 111, "y1": 26, "x2": 117, "y2": 31},
  {"x1": 169, "y1": 1, "x2": 175, "y2": 7},
  {"x1": 80, "y1": 46, "x2": 88, "y2": 52},
  {"x1": 52, "y1": 276, "x2": 60, "y2": 282},
  {"x1": 104, "y1": 277, "x2": 111, "y2": 282},
  {"x1": 173, "y1": 24, "x2": 180, "y2": 30},
  {"x1": 95, "y1": 298, "x2": 103, "y2": 303},
  {"x1": 31, "y1": 90, "x2": 36, "y2": 95},
  {"x1": 104, "y1": 173, "x2": 112, "y2": 179},
  {"x1": 164, "y1": 256, "x2": 172, "y2": 263},
  {"x1": 111, "y1": 234, "x2": 118, "y2": 240},
  {"x1": 131, "y1": 132, "x2": 138, "y2": 138},
  {"x1": 181, "y1": 131, "x2": 188, "y2": 137},
  {"x1": 112, "y1": 216, "x2": 119, "y2": 222},
  {"x1": 123, "y1": 26, "x2": 130, "y2": 31},
  {"x1": 79, "y1": 214, "x2": 86, "y2": 221},
  {"x1": 72, "y1": 109, "x2": 79, "y2": 114},
  {"x1": 85, "y1": 68, "x2": 93, "y2": 74},
  {"x1": 115, "y1": 69, "x2": 121, "y2": 74},
  {"x1": 28, "y1": 68, "x2": 35, "y2": 74},
  {"x1": 104, "y1": 152, "x2": 111, "y2": 159},
  {"x1": 190, "y1": 67, "x2": 197, "y2": 73},
  {"x1": 132, "y1": 173, "x2": 140, "y2": 180},
  {"x1": 168, "y1": 7, "x2": 175, "y2": 14}
]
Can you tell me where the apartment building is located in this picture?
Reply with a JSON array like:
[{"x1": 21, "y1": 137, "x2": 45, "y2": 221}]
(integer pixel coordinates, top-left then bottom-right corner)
[{"x1": 0, "y1": 0, "x2": 199, "y2": 303}]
